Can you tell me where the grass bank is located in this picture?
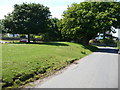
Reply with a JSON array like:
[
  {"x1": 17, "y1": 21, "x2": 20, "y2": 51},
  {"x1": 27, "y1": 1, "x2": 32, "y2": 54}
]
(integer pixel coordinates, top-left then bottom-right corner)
[
  {"x1": 117, "y1": 41, "x2": 120, "y2": 49},
  {"x1": 2, "y1": 42, "x2": 97, "y2": 88},
  {"x1": 0, "y1": 40, "x2": 19, "y2": 43}
]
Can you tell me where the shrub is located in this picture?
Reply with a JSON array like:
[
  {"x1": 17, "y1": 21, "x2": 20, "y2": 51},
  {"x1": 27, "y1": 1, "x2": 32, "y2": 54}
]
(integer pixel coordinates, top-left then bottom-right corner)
[
  {"x1": 89, "y1": 40, "x2": 95, "y2": 44},
  {"x1": 103, "y1": 38, "x2": 115, "y2": 44},
  {"x1": 34, "y1": 36, "x2": 41, "y2": 39},
  {"x1": 20, "y1": 35, "x2": 26, "y2": 38},
  {"x1": 97, "y1": 38, "x2": 116, "y2": 45}
]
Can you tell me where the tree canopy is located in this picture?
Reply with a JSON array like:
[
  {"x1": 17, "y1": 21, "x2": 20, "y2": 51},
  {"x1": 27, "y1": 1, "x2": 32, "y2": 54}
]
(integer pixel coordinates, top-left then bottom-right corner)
[
  {"x1": 60, "y1": 2, "x2": 120, "y2": 44},
  {"x1": 47, "y1": 18, "x2": 62, "y2": 41},
  {"x1": 2, "y1": 2, "x2": 120, "y2": 44},
  {"x1": 0, "y1": 19, "x2": 5, "y2": 33},
  {"x1": 3, "y1": 3, "x2": 51, "y2": 42}
]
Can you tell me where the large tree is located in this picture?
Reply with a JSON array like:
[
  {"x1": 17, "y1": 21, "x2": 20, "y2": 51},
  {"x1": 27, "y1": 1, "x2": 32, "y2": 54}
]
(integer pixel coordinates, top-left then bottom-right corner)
[
  {"x1": 112, "y1": 2, "x2": 120, "y2": 29},
  {"x1": 3, "y1": 14, "x2": 16, "y2": 34},
  {"x1": 60, "y1": 2, "x2": 120, "y2": 44},
  {"x1": 47, "y1": 18, "x2": 62, "y2": 41},
  {"x1": 3, "y1": 3, "x2": 51, "y2": 42},
  {"x1": 0, "y1": 19, "x2": 5, "y2": 33}
]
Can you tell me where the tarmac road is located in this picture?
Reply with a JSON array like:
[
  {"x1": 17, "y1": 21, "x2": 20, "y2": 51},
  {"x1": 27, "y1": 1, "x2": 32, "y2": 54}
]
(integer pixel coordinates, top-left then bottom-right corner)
[{"x1": 34, "y1": 47, "x2": 118, "y2": 88}]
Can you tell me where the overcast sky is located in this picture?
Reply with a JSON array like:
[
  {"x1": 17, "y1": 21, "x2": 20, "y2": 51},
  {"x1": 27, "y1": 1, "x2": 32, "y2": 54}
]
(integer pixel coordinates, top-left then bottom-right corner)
[
  {"x1": 0, "y1": 0, "x2": 85, "y2": 19},
  {"x1": 0, "y1": 0, "x2": 119, "y2": 37}
]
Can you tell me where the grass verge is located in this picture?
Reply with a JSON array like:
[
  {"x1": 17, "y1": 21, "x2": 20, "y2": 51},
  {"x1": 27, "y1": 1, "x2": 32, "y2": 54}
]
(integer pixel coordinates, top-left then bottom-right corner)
[
  {"x1": 2, "y1": 42, "x2": 97, "y2": 88},
  {"x1": 117, "y1": 41, "x2": 120, "y2": 49}
]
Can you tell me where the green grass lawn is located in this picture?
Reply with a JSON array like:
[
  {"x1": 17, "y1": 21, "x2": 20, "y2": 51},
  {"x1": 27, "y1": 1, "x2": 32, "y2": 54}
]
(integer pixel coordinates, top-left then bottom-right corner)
[
  {"x1": 117, "y1": 41, "x2": 120, "y2": 49},
  {"x1": 2, "y1": 42, "x2": 97, "y2": 88},
  {"x1": 0, "y1": 40, "x2": 19, "y2": 42}
]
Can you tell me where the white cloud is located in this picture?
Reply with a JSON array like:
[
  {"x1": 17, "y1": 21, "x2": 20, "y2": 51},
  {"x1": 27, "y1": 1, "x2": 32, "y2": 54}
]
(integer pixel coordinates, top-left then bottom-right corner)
[
  {"x1": 50, "y1": 6, "x2": 68, "y2": 19},
  {"x1": 0, "y1": 0, "x2": 84, "y2": 19},
  {"x1": 0, "y1": 5, "x2": 67, "y2": 19},
  {"x1": 0, "y1": 5, "x2": 13, "y2": 19}
]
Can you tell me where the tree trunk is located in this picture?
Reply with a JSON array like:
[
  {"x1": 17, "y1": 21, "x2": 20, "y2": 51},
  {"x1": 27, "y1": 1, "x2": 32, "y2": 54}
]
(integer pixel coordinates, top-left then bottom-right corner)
[
  {"x1": 103, "y1": 30, "x2": 106, "y2": 39},
  {"x1": 28, "y1": 34, "x2": 30, "y2": 43},
  {"x1": 13, "y1": 34, "x2": 15, "y2": 43}
]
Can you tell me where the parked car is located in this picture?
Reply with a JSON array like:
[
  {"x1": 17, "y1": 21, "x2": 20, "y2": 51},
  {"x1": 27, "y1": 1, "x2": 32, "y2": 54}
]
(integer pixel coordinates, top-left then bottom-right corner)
[{"x1": 19, "y1": 39, "x2": 28, "y2": 42}]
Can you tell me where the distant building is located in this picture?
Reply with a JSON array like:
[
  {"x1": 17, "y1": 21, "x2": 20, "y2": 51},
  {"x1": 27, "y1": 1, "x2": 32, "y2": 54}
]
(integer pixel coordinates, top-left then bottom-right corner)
[
  {"x1": 95, "y1": 32, "x2": 119, "y2": 41},
  {"x1": 7, "y1": 33, "x2": 19, "y2": 37},
  {"x1": 95, "y1": 33, "x2": 104, "y2": 40}
]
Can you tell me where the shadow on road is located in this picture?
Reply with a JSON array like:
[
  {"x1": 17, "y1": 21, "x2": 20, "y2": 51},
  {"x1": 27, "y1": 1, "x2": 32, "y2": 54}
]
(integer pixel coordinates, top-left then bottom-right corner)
[{"x1": 96, "y1": 47, "x2": 118, "y2": 54}]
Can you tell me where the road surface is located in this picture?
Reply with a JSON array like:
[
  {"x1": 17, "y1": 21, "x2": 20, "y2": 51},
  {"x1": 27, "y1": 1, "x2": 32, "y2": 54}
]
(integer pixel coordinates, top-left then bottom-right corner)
[{"x1": 32, "y1": 47, "x2": 118, "y2": 88}]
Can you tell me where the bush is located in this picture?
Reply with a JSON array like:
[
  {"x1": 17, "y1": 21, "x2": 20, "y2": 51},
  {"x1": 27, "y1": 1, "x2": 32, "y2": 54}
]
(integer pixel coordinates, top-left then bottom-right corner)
[
  {"x1": 34, "y1": 36, "x2": 42, "y2": 39},
  {"x1": 103, "y1": 38, "x2": 115, "y2": 44},
  {"x1": 20, "y1": 35, "x2": 26, "y2": 38},
  {"x1": 97, "y1": 38, "x2": 116, "y2": 45},
  {"x1": 89, "y1": 40, "x2": 95, "y2": 44},
  {"x1": 117, "y1": 41, "x2": 120, "y2": 49}
]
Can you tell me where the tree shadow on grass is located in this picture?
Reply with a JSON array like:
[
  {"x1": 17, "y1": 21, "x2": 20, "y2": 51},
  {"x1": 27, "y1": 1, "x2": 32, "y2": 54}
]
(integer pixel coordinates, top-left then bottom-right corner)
[
  {"x1": 81, "y1": 44, "x2": 118, "y2": 54},
  {"x1": 42, "y1": 42, "x2": 69, "y2": 46},
  {"x1": 12, "y1": 42, "x2": 69, "y2": 46},
  {"x1": 82, "y1": 43, "x2": 118, "y2": 54},
  {"x1": 79, "y1": 44, "x2": 98, "y2": 52}
]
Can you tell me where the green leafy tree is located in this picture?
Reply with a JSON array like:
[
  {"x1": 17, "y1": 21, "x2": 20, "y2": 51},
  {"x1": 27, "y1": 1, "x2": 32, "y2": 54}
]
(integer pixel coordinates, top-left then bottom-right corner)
[
  {"x1": 93, "y1": 2, "x2": 115, "y2": 39},
  {"x1": 48, "y1": 18, "x2": 62, "y2": 40},
  {"x1": 112, "y1": 2, "x2": 120, "y2": 29},
  {"x1": 3, "y1": 3, "x2": 51, "y2": 42},
  {"x1": 41, "y1": 18, "x2": 62, "y2": 41},
  {"x1": 61, "y1": 2, "x2": 120, "y2": 44},
  {"x1": 0, "y1": 19, "x2": 5, "y2": 34},
  {"x1": 3, "y1": 13, "x2": 16, "y2": 35}
]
